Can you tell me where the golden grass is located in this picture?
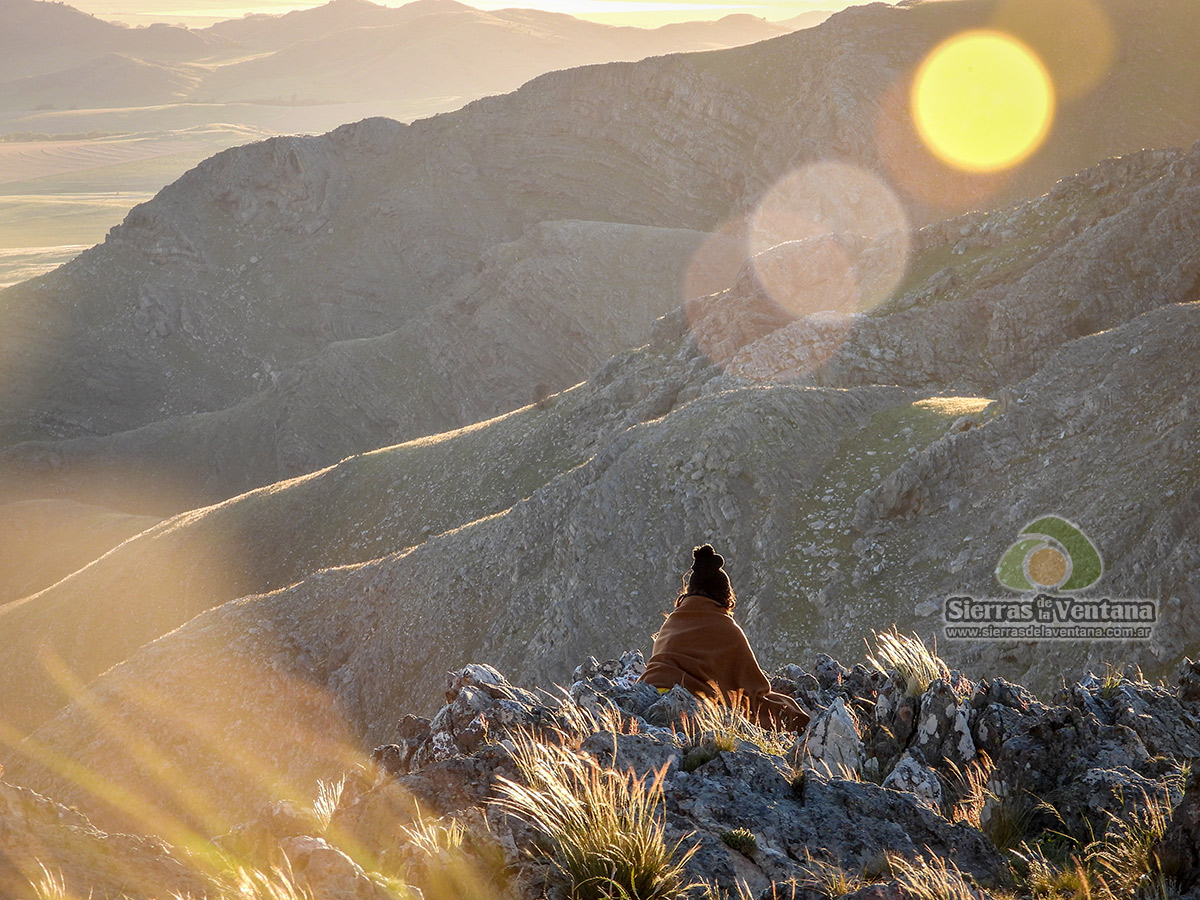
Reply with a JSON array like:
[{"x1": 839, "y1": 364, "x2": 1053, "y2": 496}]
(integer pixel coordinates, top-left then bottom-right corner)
[
  {"x1": 945, "y1": 753, "x2": 995, "y2": 829},
  {"x1": 795, "y1": 848, "x2": 866, "y2": 899},
  {"x1": 887, "y1": 853, "x2": 977, "y2": 900},
  {"x1": 495, "y1": 735, "x2": 697, "y2": 900},
  {"x1": 867, "y1": 628, "x2": 949, "y2": 698},
  {"x1": 677, "y1": 695, "x2": 794, "y2": 760},
  {"x1": 1085, "y1": 791, "x2": 1175, "y2": 897}
]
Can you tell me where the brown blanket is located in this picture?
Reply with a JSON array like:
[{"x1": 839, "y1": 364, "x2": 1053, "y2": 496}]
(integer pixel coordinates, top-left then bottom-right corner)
[{"x1": 639, "y1": 594, "x2": 810, "y2": 731}]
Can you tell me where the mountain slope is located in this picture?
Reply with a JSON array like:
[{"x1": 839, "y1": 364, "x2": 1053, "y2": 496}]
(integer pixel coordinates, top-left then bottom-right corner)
[
  {"x1": 2, "y1": 137, "x2": 1200, "y2": 744},
  {"x1": 4, "y1": 0, "x2": 1200, "y2": 478},
  {"x1": 0, "y1": 54, "x2": 205, "y2": 109},
  {"x1": 12, "y1": 293, "x2": 1199, "y2": 833},
  {"x1": 0, "y1": 219, "x2": 742, "y2": 511},
  {"x1": 204, "y1": 0, "x2": 472, "y2": 51},
  {"x1": 0, "y1": 500, "x2": 159, "y2": 605},
  {"x1": 196, "y1": 8, "x2": 792, "y2": 106}
]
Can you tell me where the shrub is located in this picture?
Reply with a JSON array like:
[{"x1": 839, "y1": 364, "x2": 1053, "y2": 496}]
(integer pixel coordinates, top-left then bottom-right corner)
[{"x1": 720, "y1": 828, "x2": 757, "y2": 856}]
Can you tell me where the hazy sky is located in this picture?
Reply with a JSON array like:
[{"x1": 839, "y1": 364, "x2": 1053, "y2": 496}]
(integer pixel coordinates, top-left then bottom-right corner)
[{"x1": 70, "y1": 0, "x2": 879, "y2": 28}]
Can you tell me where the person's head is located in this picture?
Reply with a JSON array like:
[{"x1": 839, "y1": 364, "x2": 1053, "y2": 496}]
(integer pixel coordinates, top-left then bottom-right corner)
[{"x1": 678, "y1": 544, "x2": 736, "y2": 609}]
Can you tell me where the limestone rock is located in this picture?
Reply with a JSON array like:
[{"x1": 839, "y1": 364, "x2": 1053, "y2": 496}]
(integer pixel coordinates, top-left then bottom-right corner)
[{"x1": 802, "y1": 697, "x2": 864, "y2": 777}]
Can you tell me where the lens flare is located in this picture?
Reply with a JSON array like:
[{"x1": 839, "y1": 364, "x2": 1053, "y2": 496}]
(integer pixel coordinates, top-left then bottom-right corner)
[
  {"x1": 685, "y1": 163, "x2": 910, "y2": 382},
  {"x1": 912, "y1": 30, "x2": 1055, "y2": 173},
  {"x1": 747, "y1": 162, "x2": 910, "y2": 318}
]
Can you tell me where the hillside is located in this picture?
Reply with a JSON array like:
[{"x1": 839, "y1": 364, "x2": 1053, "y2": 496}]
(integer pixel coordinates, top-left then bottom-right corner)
[
  {"x1": 0, "y1": 54, "x2": 206, "y2": 109},
  {"x1": 2, "y1": 0, "x2": 1200, "y2": 872},
  {"x1": 3, "y1": 141, "x2": 1198, "y2": 748},
  {"x1": 203, "y1": 0, "x2": 472, "y2": 50},
  {"x1": 0, "y1": 499, "x2": 159, "y2": 604},
  {"x1": 0, "y1": 0, "x2": 806, "y2": 289},
  {"x1": 196, "y1": 9, "x2": 793, "y2": 107}
]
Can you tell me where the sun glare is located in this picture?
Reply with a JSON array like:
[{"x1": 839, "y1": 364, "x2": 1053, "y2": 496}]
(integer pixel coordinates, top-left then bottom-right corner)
[{"x1": 911, "y1": 30, "x2": 1055, "y2": 174}]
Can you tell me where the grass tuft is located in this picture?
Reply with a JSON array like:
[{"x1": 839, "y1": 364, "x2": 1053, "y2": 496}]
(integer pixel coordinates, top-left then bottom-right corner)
[
  {"x1": 887, "y1": 853, "x2": 977, "y2": 900},
  {"x1": 1010, "y1": 842, "x2": 1106, "y2": 900},
  {"x1": 796, "y1": 848, "x2": 866, "y2": 899},
  {"x1": 945, "y1": 753, "x2": 994, "y2": 829},
  {"x1": 313, "y1": 776, "x2": 346, "y2": 834},
  {"x1": 496, "y1": 735, "x2": 697, "y2": 900},
  {"x1": 1085, "y1": 791, "x2": 1175, "y2": 897},
  {"x1": 677, "y1": 696, "x2": 794, "y2": 760},
  {"x1": 867, "y1": 628, "x2": 949, "y2": 698}
]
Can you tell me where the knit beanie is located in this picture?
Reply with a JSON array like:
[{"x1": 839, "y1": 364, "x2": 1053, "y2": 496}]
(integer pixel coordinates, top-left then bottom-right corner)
[{"x1": 686, "y1": 544, "x2": 733, "y2": 606}]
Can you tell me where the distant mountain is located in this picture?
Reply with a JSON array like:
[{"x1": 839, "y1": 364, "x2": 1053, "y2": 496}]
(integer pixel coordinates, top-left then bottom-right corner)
[
  {"x1": 0, "y1": 0, "x2": 227, "y2": 81},
  {"x1": 0, "y1": 53, "x2": 205, "y2": 109},
  {"x1": 0, "y1": 0, "x2": 796, "y2": 113},
  {"x1": 204, "y1": 0, "x2": 473, "y2": 50}
]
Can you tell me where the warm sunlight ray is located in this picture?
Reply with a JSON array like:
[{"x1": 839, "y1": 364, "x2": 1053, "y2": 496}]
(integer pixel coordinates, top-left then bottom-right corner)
[{"x1": 911, "y1": 30, "x2": 1055, "y2": 173}]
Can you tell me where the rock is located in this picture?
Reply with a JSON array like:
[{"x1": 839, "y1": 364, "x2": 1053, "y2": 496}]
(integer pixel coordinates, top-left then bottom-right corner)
[
  {"x1": 1178, "y1": 658, "x2": 1200, "y2": 703},
  {"x1": 0, "y1": 782, "x2": 213, "y2": 900},
  {"x1": 580, "y1": 731, "x2": 680, "y2": 780},
  {"x1": 802, "y1": 697, "x2": 864, "y2": 777},
  {"x1": 645, "y1": 685, "x2": 702, "y2": 729},
  {"x1": 882, "y1": 752, "x2": 944, "y2": 812},
  {"x1": 910, "y1": 679, "x2": 975, "y2": 769},
  {"x1": 280, "y1": 835, "x2": 391, "y2": 900}
]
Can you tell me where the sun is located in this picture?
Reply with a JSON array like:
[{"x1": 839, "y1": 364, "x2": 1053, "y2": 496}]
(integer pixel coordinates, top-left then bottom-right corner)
[{"x1": 911, "y1": 29, "x2": 1055, "y2": 173}]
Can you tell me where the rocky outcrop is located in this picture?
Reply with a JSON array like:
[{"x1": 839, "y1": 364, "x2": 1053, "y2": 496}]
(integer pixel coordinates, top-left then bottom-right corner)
[
  {"x1": 7, "y1": 646, "x2": 1200, "y2": 899},
  {"x1": 8, "y1": 293, "x2": 1200, "y2": 806}
]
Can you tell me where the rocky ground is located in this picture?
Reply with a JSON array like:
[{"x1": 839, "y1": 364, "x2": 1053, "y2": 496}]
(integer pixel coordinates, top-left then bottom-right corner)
[{"x1": 5, "y1": 645, "x2": 1200, "y2": 900}]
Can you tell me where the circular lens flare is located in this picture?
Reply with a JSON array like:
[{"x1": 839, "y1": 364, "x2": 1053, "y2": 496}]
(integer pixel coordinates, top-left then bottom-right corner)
[
  {"x1": 747, "y1": 162, "x2": 910, "y2": 318},
  {"x1": 912, "y1": 30, "x2": 1055, "y2": 173}
]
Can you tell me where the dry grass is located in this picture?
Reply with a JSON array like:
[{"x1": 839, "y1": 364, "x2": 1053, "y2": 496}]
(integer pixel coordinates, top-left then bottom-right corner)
[
  {"x1": 696, "y1": 877, "x2": 758, "y2": 900},
  {"x1": 867, "y1": 628, "x2": 949, "y2": 698},
  {"x1": 945, "y1": 753, "x2": 994, "y2": 829},
  {"x1": 31, "y1": 862, "x2": 73, "y2": 900},
  {"x1": 312, "y1": 776, "x2": 346, "y2": 833},
  {"x1": 1010, "y1": 843, "x2": 1107, "y2": 900},
  {"x1": 397, "y1": 807, "x2": 507, "y2": 900},
  {"x1": 887, "y1": 853, "x2": 977, "y2": 900},
  {"x1": 1085, "y1": 791, "x2": 1175, "y2": 897},
  {"x1": 795, "y1": 848, "x2": 866, "y2": 899},
  {"x1": 983, "y1": 790, "x2": 1063, "y2": 852},
  {"x1": 218, "y1": 862, "x2": 316, "y2": 900},
  {"x1": 495, "y1": 735, "x2": 696, "y2": 900},
  {"x1": 677, "y1": 695, "x2": 794, "y2": 760}
]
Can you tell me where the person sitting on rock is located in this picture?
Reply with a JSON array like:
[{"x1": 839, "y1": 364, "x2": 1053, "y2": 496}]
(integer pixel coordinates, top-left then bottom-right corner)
[{"x1": 639, "y1": 544, "x2": 810, "y2": 732}]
